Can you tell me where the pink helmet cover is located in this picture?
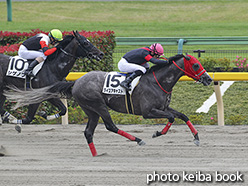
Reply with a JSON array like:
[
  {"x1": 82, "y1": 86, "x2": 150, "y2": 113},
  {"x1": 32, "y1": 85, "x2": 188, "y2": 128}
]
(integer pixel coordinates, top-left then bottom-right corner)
[{"x1": 150, "y1": 43, "x2": 164, "y2": 56}]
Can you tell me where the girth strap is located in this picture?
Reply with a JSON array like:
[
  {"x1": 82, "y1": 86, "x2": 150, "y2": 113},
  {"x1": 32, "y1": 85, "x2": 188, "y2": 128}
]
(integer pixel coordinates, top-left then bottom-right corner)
[{"x1": 125, "y1": 91, "x2": 134, "y2": 114}]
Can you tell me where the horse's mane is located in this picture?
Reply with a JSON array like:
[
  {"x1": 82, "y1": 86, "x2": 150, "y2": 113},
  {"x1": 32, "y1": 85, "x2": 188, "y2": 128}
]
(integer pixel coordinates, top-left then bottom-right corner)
[
  {"x1": 58, "y1": 35, "x2": 74, "y2": 48},
  {"x1": 147, "y1": 63, "x2": 171, "y2": 74},
  {"x1": 147, "y1": 56, "x2": 185, "y2": 74},
  {"x1": 46, "y1": 35, "x2": 74, "y2": 61}
]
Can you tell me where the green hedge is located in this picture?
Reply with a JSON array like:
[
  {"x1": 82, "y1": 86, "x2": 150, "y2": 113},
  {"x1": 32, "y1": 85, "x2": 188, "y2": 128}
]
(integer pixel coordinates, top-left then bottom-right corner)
[{"x1": 199, "y1": 56, "x2": 248, "y2": 72}]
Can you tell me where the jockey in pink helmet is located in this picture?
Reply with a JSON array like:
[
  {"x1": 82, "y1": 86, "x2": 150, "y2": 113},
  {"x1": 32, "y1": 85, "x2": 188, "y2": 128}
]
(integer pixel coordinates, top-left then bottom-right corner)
[
  {"x1": 150, "y1": 43, "x2": 164, "y2": 56},
  {"x1": 118, "y1": 43, "x2": 168, "y2": 91}
]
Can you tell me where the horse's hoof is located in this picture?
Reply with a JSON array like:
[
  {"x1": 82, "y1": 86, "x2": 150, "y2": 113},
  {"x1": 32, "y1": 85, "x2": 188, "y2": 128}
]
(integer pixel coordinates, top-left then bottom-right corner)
[
  {"x1": 194, "y1": 139, "x2": 200, "y2": 146},
  {"x1": 152, "y1": 131, "x2": 161, "y2": 138},
  {"x1": 138, "y1": 140, "x2": 146, "y2": 146},
  {"x1": 96, "y1": 153, "x2": 110, "y2": 157},
  {"x1": 15, "y1": 124, "x2": 21, "y2": 133},
  {"x1": 0, "y1": 146, "x2": 6, "y2": 156},
  {"x1": 152, "y1": 133, "x2": 157, "y2": 138}
]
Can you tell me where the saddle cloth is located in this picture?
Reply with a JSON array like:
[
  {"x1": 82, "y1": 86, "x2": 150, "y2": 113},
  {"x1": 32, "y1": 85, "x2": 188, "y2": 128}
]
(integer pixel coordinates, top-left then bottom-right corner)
[
  {"x1": 102, "y1": 71, "x2": 141, "y2": 95},
  {"x1": 6, "y1": 56, "x2": 44, "y2": 79}
]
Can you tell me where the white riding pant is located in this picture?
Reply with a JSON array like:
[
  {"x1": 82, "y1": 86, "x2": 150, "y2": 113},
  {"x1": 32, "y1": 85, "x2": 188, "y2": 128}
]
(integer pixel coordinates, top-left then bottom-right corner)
[
  {"x1": 118, "y1": 58, "x2": 149, "y2": 74},
  {"x1": 18, "y1": 45, "x2": 47, "y2": 60}
]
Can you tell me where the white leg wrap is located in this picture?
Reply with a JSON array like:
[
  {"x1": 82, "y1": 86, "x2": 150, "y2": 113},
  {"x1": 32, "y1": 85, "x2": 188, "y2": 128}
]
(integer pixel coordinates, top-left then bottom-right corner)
[
  {"x1": 47, "y1": 113, "x2": 60, "y2": 120},
  {"x1": 2, "y1": 111, "x2": 20, "y2": 124}
]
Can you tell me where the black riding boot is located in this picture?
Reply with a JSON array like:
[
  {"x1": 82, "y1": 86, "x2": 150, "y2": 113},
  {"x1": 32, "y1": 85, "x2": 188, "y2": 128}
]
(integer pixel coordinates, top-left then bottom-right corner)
[
  {"x1": 24, "y1": 59, "x2": 39, "y2": 77},
  {"x1": 120, "y1": 70, "x2": 143, "y2": 91}
]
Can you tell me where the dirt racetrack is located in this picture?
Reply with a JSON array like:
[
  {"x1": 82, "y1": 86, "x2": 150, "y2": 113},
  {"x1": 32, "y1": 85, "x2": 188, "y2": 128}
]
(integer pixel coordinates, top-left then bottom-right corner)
[{"x1": 0, "y1": 124, "x2": 247, "y2": 186}]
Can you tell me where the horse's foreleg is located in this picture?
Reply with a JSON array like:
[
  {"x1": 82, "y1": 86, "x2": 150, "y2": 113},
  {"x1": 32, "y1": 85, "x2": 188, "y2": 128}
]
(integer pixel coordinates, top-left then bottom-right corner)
[
  {"x1": 168, "y1": 107, "x2": 199, "y2": 146},
  {"x1": 143, "y1": 108, "x2": 175, "y2": 138},
  {"x1": 186, "y1": 120, "x2": 199, "y2": 146},
  {"x1": 152, "y1": 121, "x2": 173, "y2": 138}
]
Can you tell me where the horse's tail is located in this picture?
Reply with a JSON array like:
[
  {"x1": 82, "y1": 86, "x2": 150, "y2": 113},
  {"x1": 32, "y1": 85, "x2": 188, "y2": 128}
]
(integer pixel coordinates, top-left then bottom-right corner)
[
  {"x1": 4, "y1": 81, "x2": 75, "y2": 109},
  {"x1": 48, "y1": 81, "x2": 75, "y2": 97}
]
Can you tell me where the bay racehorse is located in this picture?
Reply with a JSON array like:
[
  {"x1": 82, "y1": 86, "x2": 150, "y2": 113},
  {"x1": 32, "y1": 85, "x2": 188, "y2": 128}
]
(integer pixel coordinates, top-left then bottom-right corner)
[
  {"x1": 5, "y1": 54, "x2": 212, "y2": 156},
  {"x1": 0, "y1": 31, "x2": 103, "y2": 128}
]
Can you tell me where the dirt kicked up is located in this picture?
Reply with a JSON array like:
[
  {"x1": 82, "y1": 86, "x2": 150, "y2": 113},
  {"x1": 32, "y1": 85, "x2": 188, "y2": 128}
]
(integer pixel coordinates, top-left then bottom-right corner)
[{"x1": 0, "y1": 124, "x2": 247, "y2": 186}]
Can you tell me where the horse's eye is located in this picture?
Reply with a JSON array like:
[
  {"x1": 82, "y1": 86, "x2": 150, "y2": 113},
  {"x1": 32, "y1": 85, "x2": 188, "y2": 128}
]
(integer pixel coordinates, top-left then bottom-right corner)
[
  {"x1": 83, "y1": 41, "x2": 90, "y2": 46},
  {"x1": 192, "y1": 63, "x2": 200, "y2": 71}
]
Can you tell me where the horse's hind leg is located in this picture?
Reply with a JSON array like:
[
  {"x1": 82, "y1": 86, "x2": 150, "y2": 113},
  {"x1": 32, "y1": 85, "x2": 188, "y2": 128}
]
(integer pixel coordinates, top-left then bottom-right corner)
[
  {"x1": 167, "y1": 107, "x2": 199, "y2": 146},
  {"x1": 44, "y1": 98, "x2": 67, "y2": 120},
  {"x1": 22, "y1": 103, "x2": 40, "y2": 124},
  {"x1": 98, "y1": 107, "x2": 145, "y2": 146},
  {"x1": 0, "y1": 94, "x2": 5, "y2": 124},
  {"x1": 82, "y1": 109, "x2": 100, "y2": 157},
  {"x1": 0, "y1": 94, "x2": 21, "y2": 124}
]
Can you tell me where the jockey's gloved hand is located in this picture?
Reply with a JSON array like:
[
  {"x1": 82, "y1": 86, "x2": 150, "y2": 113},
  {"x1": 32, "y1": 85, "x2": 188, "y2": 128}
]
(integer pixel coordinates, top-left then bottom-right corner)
[{"x1": 56, "y1": 45, "x2": 62, "y2": 50}]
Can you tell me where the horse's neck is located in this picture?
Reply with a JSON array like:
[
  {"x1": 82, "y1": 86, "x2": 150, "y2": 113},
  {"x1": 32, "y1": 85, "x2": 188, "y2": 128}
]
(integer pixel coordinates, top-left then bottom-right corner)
[
  {"x1": 152, "y1": 60, "x2": 185, "y2": 90},
  {"x1": 50, "y1": 39, "x2": 78, "y2": 78}
]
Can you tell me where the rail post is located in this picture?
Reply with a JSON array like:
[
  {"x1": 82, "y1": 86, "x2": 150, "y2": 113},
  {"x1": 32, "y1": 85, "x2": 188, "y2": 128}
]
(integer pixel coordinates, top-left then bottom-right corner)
[
  {"x1": 213, "y1": 81, "x2": 225, "y2": 126},
  {"x1": 6, "y1": 0, "x2": 12, "y2": 22},
  {"x1": 177, "y1": 39, "x2": 186, "y2": 54},
  {"x1": 61, "y1": 99, "x2": 68, "y2": 125}
]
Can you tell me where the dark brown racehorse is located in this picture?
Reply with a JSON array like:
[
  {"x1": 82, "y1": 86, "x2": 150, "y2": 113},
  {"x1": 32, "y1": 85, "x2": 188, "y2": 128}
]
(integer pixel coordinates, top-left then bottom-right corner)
[
  {"x1": 5, "y1": 54, "x2": 212, "y2": 156},
  {"x1": 0, "y1": 31, "x2": 103, "y2": 128}
]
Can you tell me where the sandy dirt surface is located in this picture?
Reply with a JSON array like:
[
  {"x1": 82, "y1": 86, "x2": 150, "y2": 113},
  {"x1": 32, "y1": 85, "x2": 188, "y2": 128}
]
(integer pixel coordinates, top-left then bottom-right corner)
[{"x1": 0, "y1": 124, "x2": 247, "y2": 186}]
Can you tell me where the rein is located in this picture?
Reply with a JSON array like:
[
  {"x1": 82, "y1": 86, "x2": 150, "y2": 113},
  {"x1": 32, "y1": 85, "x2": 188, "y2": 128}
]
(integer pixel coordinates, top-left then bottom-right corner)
[
  {"x1": 152, "y1": 71, "x2": 172, "y2": 94},
  {"x1": 60, "y1": 48, "x2": 79, "y2": 59},
  {"x1": 60, "y1": 37, "x2": 91, "y2": 60},
  {"x1": 152, "y1": 57, "x2": 205, "y2": 94}
]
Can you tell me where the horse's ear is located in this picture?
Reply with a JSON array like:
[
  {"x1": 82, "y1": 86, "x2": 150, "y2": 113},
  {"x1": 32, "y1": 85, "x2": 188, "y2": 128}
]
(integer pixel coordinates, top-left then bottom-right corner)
[
  {"x1": 72, "y1": 30, "x2": 76, "y2": 36},
  {"x1": 74, "y1": 30, "x2": 81, "y2": 39},
  {"x1": 184, "y1": 55, "x2": 191, "y2": 61}
]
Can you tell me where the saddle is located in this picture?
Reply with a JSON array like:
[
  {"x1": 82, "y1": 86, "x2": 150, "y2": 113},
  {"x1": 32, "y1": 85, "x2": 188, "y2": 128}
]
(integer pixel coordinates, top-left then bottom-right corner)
[
  {"x1": 102, "y1": 72, "x2": 141, "y2": 95},
  {"x1": 6, "y1": 56, "x2": 44, "y2": 89},
  {"x1": 102, "y1": 72, "x2": 141, "y2": 114}
]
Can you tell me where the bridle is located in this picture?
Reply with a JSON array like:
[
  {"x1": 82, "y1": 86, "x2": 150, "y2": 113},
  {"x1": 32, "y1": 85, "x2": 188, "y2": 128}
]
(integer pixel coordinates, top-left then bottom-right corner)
[
  {"x1": 153, "y1": 56, "x2": 206, "y2": 94},
  {"x1": 74, "y1": 36, "x2": 96, "y2": 60},
  {"x1": 60, "y1": 48, "x2": 79, "y2": 59},
  {"x1": 59, "y1": 35, "x2": 93, "y2": 60},
  {"x1": 172, "y1": 59, "x2": 206, "y2": 81}
]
